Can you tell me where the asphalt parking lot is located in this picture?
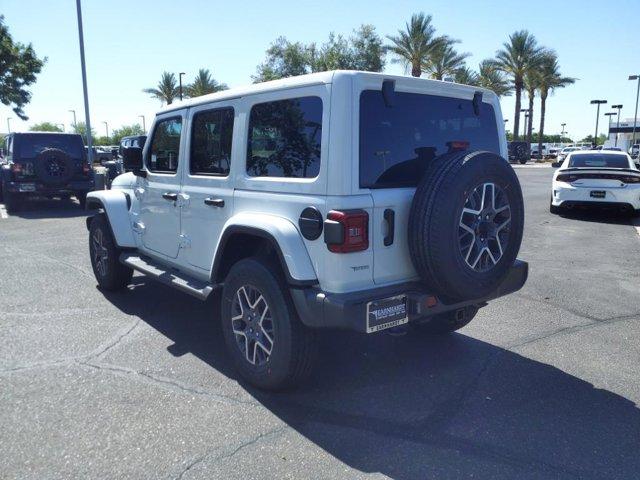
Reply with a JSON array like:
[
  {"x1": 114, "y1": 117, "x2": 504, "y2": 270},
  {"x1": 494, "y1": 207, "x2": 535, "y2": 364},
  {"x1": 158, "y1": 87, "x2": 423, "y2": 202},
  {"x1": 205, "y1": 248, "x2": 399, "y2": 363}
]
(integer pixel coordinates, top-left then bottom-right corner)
[{"x1": 1, "y1": 165, "x2": 640, "y2": 480}]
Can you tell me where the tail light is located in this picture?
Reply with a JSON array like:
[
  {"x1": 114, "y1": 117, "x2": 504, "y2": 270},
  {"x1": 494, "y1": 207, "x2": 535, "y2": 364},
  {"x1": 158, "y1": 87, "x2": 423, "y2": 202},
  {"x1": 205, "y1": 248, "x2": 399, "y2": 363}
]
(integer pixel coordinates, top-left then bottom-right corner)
[
  {"x1": 10, "y1": 163, "x2": 22, "y2": 174},
  {"x1": 556, "y1": 174, "x2": 578, "y2": 183},
  {"x1": 324, "y1": 210, "x2": 369, "y2": 253},
  {"x1": 82, "y1": 162, "x2": 91, "y2": 175},
  {"x1": 622, "y1": 176, "x2": 640, "y2": 184}
]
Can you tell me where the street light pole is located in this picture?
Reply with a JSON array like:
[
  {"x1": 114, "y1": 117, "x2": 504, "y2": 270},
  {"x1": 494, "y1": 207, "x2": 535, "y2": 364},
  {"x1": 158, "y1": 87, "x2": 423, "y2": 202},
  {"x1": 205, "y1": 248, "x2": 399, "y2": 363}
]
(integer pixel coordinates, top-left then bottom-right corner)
[
  {"x1": 68, "y1": 110, "x2": 77, "y2": 130},
  {"x1": 75, "y1": 0, "x2": 94, "y2": 164},
  {"x1": 7, "y1": 118, "x2": 11, "y2": 133},
  {"x1": 179, "y1": 72, "x2": 186, "y2": 101},
  {"x1": 630, "y1": 75, "x2": 640, "y2": 147},
  {"x1": 590, "y1": 99, "x2": 607, "y2": 147},
  {"x1": 604, "y1": 112, "x2": 616, "y2": 144},
  {"x1": 102, "y1": 121, "x2": 109, "y2": 142},
  {"x1": 138, "y1": 115, "x2": 146, "y2": 132},
  {"x1": 611, "y1": 104, "x2": 623, "y2": 147},
  {"x1": 520, "y1": 108, "x2": 529, "y2": 142}
]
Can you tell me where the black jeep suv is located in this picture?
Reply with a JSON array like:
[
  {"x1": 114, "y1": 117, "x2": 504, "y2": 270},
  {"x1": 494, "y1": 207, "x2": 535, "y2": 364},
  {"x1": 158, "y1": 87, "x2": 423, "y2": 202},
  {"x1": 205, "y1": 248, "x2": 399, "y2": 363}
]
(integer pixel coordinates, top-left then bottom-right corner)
[{"x1": 0, "y1": 132, "x2": 94, "y2": 212}]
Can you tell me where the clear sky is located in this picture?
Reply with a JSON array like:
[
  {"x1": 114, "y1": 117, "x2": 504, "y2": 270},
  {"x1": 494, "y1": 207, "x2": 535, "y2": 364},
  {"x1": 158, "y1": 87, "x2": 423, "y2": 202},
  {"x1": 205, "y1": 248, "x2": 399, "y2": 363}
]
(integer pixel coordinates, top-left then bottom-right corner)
[{"x1": 1, "y1": 0, "x2": 639, "y2": 142}]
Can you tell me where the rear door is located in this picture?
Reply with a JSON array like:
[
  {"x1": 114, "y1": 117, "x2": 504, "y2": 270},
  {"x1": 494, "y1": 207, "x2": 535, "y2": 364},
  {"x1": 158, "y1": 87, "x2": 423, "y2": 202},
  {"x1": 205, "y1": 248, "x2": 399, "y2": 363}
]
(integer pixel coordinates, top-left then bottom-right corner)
[
  {"x1": 138, "y1": 113, "x2": 185, "y2": 259},
  {"x1": 180, "y1": 103, "x2": 236, "y2": 271},
  {"x1": 358, "y1": 85, "x2": 502, "y2": 285}
]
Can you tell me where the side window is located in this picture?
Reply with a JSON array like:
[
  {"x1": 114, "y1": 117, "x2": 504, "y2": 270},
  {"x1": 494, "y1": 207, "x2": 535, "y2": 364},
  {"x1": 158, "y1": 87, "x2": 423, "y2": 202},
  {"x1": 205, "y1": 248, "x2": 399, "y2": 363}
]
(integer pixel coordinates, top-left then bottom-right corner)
[
  {"x1": 147, "y1": 117, "x2": 182, "y2": 173},
  {"x1": 247, "y1": 96, "x2": 322, "y2": 178},
  {"x1": 190, "y1": 107, "x2": 234, "y2": 176}
]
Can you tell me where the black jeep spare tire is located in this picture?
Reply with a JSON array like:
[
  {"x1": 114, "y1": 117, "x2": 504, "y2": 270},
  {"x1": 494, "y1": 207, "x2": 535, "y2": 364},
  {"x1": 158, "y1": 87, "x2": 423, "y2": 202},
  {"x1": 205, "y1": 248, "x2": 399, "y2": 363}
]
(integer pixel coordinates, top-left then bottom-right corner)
[
  {"x1": 34, "y1": 148, "x2": 75, "y2": 185},
  {"x1": 409, "y1": 150, "x2": 524, "y2": 301}
]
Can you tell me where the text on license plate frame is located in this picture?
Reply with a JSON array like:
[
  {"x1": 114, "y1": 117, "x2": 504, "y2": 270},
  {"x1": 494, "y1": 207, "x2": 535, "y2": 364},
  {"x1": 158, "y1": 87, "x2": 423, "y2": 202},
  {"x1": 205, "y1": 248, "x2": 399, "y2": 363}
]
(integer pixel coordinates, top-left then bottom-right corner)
[
  {"x1": 366, "y1": 294, "x2": 408, "y2": 333},
  {"x1": 590, "y1": 190, "x2": 606, "y2": 198}
]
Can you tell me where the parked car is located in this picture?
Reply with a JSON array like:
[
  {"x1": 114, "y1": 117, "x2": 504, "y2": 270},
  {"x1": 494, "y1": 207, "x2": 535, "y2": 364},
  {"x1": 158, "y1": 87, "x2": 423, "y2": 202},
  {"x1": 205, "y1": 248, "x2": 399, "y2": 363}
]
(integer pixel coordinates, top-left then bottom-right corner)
[
  {"x1": 550, "y1": 150, "x2": 640, "y2": 215},
  {"x1": 545, "y1": 148, "x2": 559, "y2": 159},
  {"x1": 557, "y1": 146, "x2": 582, "y2": 163},
  {"x1": 85, "y1": 71, "x2": 527, "y2": 390},
  {"x1": 0, "y1": 132, "x2": 94, "y2": 212},
  {"x1": 629, "y1": 144, "x2": 639, "y2": 159},
  {"x1": 508, "y1": 141, "x2": 530, "y2": 164}
]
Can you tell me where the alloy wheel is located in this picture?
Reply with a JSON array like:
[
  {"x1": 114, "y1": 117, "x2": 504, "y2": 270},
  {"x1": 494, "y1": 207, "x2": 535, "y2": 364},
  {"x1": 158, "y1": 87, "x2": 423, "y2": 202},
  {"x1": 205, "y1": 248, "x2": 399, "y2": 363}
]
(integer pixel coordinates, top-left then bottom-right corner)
[
  {"x1": 231, "y1": 285, "x2": 275, "y2": 366},
  {"x1": 91, "y1": 228, "x2": 109, "y2": 277}
]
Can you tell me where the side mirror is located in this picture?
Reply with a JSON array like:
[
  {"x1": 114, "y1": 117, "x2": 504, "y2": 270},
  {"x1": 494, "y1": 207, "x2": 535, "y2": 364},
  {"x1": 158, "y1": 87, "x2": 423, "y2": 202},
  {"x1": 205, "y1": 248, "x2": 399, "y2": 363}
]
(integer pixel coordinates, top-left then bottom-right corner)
[
  {"x1": 122, "y1": 146, "x2": 145, "y2": 176},
  {"x1": 551, "y1": 161, "x2": 562, "y2": 168}
]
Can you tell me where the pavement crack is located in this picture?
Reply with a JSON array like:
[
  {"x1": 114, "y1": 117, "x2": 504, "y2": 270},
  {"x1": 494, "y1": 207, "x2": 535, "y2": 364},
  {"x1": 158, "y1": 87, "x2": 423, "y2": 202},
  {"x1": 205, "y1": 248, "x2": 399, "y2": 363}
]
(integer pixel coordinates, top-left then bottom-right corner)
[
  {"x1": 173, "y1": 426, "x2": 287, "y2": 480},
  {"x1": 85, "y1": 318, "x2": 141, "y2": 360},
  {"x1": 2, "y1": 244, "x2": 94, "y2": 279}
]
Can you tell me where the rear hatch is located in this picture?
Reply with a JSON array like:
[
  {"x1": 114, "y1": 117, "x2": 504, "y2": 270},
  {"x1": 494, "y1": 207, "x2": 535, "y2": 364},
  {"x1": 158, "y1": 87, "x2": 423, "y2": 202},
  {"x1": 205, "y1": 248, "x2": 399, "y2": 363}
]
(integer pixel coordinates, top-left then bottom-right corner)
[
  {"x1": 14, "y1": 133, "x2": 88, "y2": 181},
  {"x1": 358, "y1": 86, "x2": 503, "y2": 285}
]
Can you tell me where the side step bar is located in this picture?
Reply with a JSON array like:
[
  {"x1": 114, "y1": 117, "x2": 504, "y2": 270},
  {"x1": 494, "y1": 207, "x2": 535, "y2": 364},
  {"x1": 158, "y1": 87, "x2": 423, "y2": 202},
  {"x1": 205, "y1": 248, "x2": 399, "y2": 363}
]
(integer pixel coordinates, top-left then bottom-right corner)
[{"x1": 120, "y1": 253, "x2": 215, "y2": 301}]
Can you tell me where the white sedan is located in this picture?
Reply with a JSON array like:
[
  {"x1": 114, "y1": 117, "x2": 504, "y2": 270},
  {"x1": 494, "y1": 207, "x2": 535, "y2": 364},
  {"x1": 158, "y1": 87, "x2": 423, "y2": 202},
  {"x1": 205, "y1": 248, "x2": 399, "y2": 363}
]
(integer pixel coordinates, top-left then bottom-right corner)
[{"x1": 550, "y1": 150, "x2": 640, "y2": 215}]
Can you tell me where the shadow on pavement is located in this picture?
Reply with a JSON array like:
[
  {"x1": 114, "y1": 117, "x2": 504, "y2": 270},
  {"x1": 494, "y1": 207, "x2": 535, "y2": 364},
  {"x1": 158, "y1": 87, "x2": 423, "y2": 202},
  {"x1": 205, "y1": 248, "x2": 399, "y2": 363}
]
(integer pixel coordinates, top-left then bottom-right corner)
[
  {"x1": 4, "y1": 197, "x2": 88, "y2": 219},
  {"x1": 103, "y1": 277, "x2": 640, "y2": 479},
  {"x1": 557, "y1": 208, "x2": 636, "y2": 225}
]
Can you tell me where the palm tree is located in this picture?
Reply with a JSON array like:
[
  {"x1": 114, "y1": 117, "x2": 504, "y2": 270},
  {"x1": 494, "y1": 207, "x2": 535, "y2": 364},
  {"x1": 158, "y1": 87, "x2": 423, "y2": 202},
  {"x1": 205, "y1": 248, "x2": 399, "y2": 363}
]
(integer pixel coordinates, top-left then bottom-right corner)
[
  {"x1": 537, "y1": 53, "x2": 576, "y2": 159},
  {"x1": 494, "y1": 31, "x2": 544, "y2": 139},
  {"x1": 422, "y1": 42, "x2": 469, "y2": 80},
  {"x1": 186, "y1": 69, "x2": 228, "y2": 98},
  {"x1": 454, "y1": 67, "x2": 479, "y2": 86},
  {"x1": 477, "y1": 60, "x2": 511, "y2": 98},
  {"x1": 386, "y1": 13, "x2": 446, "y2": 77},
  {"x1": 143, "y1": 72, "x2": 179, "y2": 105},
  {"x1": 523, "y1": 69, "x2": 540, "y2": 146}
]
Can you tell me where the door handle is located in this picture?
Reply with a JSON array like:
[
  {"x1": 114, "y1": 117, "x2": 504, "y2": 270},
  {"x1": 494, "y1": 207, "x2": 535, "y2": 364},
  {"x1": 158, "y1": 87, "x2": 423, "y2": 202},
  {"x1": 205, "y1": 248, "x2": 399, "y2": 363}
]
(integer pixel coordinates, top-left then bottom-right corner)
[
  {"x1": 204, "y1": 198, "x2": 225, "y2": 208},
  {"x1": 383, "y1": 208, "x2": 395, "y2": 246},
  {"x1": 162, "y1": 192, "x2": 178, "y2": 201}
]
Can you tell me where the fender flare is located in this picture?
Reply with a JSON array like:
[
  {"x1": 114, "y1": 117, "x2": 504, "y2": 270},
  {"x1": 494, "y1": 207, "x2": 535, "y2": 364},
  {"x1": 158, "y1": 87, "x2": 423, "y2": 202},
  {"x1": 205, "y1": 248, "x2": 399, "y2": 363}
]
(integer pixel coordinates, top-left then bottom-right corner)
[
  {"x1": 85, "y1": 190, "x2": 136, "y2": 248},
  {"x1": 212, "y1": 213, "x2": 318, "y2": 287}
]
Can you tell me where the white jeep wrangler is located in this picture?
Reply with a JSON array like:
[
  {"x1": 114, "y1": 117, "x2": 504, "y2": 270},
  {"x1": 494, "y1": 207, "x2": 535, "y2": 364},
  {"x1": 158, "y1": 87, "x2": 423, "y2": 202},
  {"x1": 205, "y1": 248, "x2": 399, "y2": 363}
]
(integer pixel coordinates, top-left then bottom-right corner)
[{"x1": 86, "y1": 71, "x2": 527, "y2": 390}]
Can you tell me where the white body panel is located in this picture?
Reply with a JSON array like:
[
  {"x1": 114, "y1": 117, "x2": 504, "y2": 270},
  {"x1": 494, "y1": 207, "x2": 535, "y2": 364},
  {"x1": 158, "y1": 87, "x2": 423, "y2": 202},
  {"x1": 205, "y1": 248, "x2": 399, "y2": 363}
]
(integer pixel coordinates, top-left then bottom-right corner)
[
  {"x1": 101, "y1": 70, "x2": 506, "y2": 294},
  {"x1": 86, "y1": 189, "x2": 137, "y2": 247}
]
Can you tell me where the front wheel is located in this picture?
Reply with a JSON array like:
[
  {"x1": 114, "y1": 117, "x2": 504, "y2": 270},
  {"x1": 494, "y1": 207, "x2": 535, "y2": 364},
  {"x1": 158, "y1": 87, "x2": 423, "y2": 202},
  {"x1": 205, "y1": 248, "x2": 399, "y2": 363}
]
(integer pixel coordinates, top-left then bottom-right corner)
[
  {"x1": 221, "y1": 258, "x2": 316, "y2": 391},
  {"x1": 89, "y1": 213, "x2": 133, "y2": 290}
]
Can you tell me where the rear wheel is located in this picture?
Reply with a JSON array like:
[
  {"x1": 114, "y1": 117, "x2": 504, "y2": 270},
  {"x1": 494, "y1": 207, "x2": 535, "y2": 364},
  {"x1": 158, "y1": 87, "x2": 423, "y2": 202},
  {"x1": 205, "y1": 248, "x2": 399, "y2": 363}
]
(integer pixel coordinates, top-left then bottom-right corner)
[
  {"x1": 75, "y1": 191, "x2": 87, "y2": 209},
  {"x1": 89, "y1": 213, "x2": 133, "y2": 290},
  {"x1": 221, "y1": 257, "x2": 316, "y2": 391},
  {"x1": 2, "y1": 183, "x2": 19, "y2": 213},
  {"x1": 411, "y1": 305, "x2": 479, "y2": 334}
]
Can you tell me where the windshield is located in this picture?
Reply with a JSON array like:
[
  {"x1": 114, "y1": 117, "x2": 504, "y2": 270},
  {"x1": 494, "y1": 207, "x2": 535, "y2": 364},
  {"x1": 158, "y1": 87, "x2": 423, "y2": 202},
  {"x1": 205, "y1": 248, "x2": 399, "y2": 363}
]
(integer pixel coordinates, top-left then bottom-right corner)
[
  {"x1": 16, "y1": 134, "x2": 84, "y2": 158},
  {"x1": 359, "y1": 90, "x2": 499, "y2": 188},
  {"x1": 568, "y1": 154, "x2": 629, "y2": 169}
]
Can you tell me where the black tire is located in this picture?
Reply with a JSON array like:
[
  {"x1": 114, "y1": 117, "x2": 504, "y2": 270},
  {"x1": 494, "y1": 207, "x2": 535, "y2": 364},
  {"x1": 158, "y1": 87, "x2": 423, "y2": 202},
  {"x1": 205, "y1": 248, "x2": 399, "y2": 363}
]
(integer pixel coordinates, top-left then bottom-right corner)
[
  {"x1": 519, "y1": 158, "x2": 528, "y2": 164},
  {"x1": 3, "y1": 185, "x2": 19, "y2": 213},
  {"x1": 221, "y1": 257, "x2": 316, "y2": 391},
  {"x1": 76, "y1": 191, "x2": 87, "y2": 209},
  {"x1": 34, "y1": 148, "x2": 75, "y2": 185},
  {"x1": 409, "y1": 151, "x2": 524, "y2": 301},
  {"x1": 89, "y1": 213, "x2": 133, "y2": 291},
  {"x1": 411, "y1": 305, "x2": 479, "y2": 334}
]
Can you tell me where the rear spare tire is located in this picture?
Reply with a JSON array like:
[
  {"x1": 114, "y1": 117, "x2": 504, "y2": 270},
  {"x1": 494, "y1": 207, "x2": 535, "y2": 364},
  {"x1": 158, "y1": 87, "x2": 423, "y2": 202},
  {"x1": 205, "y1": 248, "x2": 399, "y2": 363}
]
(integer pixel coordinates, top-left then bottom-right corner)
[
  {"x1": 35, "y1": 148, "x2": 75, "y2": 186},
  {"x1": 409, "y1": 151, "x2": 524, "y2": 301}
]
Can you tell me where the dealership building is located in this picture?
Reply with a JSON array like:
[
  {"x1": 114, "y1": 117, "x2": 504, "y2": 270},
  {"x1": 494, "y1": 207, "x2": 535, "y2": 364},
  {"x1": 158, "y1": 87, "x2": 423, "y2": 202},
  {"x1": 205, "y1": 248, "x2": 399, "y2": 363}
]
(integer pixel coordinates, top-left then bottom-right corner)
[{"x1": 607, "y1": 117, "x2": 640, "y2": 150}]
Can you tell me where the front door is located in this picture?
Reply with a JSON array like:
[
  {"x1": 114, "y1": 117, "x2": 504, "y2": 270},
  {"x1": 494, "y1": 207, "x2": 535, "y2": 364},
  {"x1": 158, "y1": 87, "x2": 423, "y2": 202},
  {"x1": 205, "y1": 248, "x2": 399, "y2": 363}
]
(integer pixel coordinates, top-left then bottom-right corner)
[
  {"x1": 180, "y1": 104, "x2": 236, "y2": 271},
  {"x1": 138, "y1": 114, "x2": 184, "y2": 259}
]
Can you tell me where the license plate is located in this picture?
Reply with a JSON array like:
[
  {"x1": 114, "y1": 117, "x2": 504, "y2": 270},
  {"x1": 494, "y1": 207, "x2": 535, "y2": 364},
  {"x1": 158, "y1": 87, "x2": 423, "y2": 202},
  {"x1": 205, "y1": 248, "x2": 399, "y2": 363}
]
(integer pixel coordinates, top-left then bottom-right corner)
[
  {"x1": 366, "y1": 295, "x2": 408, "y2": 333},
  {"x1": 18, "y1": 183, "x2": 36, "y2": 192},
  {"x1": 590, "y1": 190, "x2": 606, "y2": 198}
]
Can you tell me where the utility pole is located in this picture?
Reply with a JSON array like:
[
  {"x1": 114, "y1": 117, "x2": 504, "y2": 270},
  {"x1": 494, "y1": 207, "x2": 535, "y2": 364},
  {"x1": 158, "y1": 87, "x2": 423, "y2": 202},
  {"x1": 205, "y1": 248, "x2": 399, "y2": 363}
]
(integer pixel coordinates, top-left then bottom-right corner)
[
  {"x1": 590, "y1": 99, "x2": 607, "y2": 147},
  {"x1": 75, "y1": 0, "x2": 94, "y2": 164},
  {"x1": 179, "y1": 72, "x2": 186, "y2": 101},
  {"x1": 611, "y1": 105, "x2": 623, "y2": 146}
]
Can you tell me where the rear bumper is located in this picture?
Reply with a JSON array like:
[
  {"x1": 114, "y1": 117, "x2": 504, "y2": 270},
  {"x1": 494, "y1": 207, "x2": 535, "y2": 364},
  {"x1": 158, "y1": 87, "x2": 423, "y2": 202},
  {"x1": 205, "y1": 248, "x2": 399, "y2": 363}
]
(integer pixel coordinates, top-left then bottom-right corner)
[
  {"x1": 291, "y1": 259, "x2": 528, "y2": 333},
  {"x1": 552, "y1": 183, "x2": 640, "y2": 210},
  {"x1": 5, "y1": 179, "x2": 94, "y2": 195}
]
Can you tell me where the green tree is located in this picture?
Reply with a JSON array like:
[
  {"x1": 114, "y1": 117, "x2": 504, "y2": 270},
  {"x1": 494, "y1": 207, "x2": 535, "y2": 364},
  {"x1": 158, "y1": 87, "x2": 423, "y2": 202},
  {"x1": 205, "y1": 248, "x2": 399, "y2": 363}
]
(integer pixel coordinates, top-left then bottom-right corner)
[
  {"x1": 477, "y1": 60, "x2": 511, "y2": 97},
  {"x1": 523, "y1": 68, "x2": 540, "y2": 146},
  {"x1": 186, "y1": 69, "x2": 228, "y2": 98},
  {"x1": 29, "y1": 121, "x2": 63, "y2": 132},
  {"x1": 536, "y1": 52, "x2": 575, "y2": 156},
  {"x1": 453, "y1": 67, "x2": 479, "y2": 86},
  {"x1": 422, "y1": 42, "x2": 469, "y2": 80},
  {"x1": 253, "y1": 25, "x2": 385, "y2": 83},
  {"x1": 73, "y1": 121, "x2": 96, "y2": 145},
  {"x1": 143, "y1": 71, "x2": 179, "y2": 105},
  {"x1": 110, "y1": 124, "x2": 144, "y2": 145},
  {"x1": 494, "y1": 30, "x2": 544, "y2": 139},
  {"x1": 0, "y1": 15, "x2": 46, "y2": 120},
  {"x1": 580, "y1": 134, "x2": 607, "y2": 146},
  {"x1": 386, "y1": 13, "x2": 447, "y2": 77}
]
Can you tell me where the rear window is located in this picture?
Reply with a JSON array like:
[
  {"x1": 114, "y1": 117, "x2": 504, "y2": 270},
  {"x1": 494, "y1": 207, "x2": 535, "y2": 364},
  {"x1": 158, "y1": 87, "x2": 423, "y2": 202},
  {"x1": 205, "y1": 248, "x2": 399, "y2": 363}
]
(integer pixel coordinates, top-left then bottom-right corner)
[
  {"x1": 16, "y1": 134, "x2": 84, "y2": 158},
  {"x1": 568, "y1": 154, "x2": 629, "y2": 169},
  {"x1": 359, "y1": 90, "x2": 499, "y2": 188}
]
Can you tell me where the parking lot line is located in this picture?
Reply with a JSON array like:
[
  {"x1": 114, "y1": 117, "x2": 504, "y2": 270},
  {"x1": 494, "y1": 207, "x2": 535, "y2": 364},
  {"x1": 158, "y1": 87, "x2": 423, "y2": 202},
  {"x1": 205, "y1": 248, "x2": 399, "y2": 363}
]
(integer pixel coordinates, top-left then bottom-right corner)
[{"x1": 0, "y1": 204, "x2": 7, "y2": 219}]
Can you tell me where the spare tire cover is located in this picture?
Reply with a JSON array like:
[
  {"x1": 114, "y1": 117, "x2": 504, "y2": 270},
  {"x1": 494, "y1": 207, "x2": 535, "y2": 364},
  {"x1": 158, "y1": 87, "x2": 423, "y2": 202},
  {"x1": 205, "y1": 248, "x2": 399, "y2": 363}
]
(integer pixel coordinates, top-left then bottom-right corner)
[
  {"x1": 35, "y1": 148, "x2": 75, "y2": 185},
  {"x1": 408, "y1": 150, "x2": 524, "y2": 301}
]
